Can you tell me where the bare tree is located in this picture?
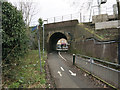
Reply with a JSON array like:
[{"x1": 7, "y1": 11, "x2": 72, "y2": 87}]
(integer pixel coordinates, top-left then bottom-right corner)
[
  {"x1": 64, "y1": 0, "x2": 93, "y2": 12},
  {"x1": 13, "y1": 0, "x2": 38, "y2": 29},
  {"x1": 64, "y1": 0, "x2": 93, "y2": 22}
]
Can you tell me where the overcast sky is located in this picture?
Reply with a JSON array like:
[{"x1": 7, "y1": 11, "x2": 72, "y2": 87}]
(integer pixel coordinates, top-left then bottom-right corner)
[{"x1": 8, "y1": 0, "x2": 117, "y2": 26}]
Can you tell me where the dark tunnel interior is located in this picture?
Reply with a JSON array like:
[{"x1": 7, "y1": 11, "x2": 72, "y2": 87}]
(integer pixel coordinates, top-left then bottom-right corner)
[{"x1": 49, "y1": 32, "x2": 67, "y2": 52}]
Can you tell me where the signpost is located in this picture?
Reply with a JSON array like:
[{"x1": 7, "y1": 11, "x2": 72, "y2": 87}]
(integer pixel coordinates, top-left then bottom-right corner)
[{"x1": 32, "y1": 26, "x2": 42, "y2": 72}]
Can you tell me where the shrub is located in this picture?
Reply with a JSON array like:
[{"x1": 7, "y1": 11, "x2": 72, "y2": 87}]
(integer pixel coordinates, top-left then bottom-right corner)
[{"x1": 2, "y1": 2, "x2": 28, "y2": 63}]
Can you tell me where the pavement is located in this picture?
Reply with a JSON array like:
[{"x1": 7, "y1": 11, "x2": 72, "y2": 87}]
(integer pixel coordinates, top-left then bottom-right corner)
[{"x1": 47, "y1": 51, "x2": 105, "y2": 88}]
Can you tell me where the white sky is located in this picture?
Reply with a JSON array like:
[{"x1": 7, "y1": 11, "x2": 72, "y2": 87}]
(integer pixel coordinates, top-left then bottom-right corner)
[{"x1": 8, "y1": 0, "x2": 117, "y2": 26}]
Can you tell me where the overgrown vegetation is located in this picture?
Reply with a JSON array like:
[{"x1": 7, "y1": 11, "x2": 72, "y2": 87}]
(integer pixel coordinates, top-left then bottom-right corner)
[
  {"x1": 2, "y1": 2, "x2": 47, "y2": 88},
  {"x1": 3, "y1": 50, "x2": 47, "y2": 88},
  {"x1": 2, "y1": 2, "x2": 28, "y2": 63}
]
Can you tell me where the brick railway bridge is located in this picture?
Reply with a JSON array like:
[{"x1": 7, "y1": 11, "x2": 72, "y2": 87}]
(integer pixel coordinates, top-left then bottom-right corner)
[{"x1": 44, "y1": 19, "x2": 118, "y2": 64}]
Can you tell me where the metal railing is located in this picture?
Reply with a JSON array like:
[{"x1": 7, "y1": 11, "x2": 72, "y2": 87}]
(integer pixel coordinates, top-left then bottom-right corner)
[
  {"x1": 75, "y1": 54, "x2": 120, "y2": 89},
  {"x1": 45, "y1": 6, "x2": 114, "y2": 24},
  {"x1": 76, "y1": 54, "x2": 120, "y2": 70}
]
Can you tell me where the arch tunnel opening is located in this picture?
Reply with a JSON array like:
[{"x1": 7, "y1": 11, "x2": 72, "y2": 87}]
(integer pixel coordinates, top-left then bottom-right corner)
[{"x1": 49, "y1": 32, "x2": 68, "y2": 52}]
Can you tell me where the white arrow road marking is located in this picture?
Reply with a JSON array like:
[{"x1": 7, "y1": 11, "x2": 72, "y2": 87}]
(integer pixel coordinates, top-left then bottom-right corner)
[
  {"x1": 58, "y1": 71, "x2": 62, "y2": 77},
  {"x1": 58, "y1": 52, "x2": 66, "y2": 61},
  {"x1": 60, "y1": 67, "x2": 64, "y2": 71},
  {"x1": 69, "y1": 70, "x2": 76, "y2": 76}
]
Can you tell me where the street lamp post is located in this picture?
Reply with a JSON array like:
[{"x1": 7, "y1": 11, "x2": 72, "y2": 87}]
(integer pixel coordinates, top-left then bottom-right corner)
[
  {"x1": 43, "y1": 20, "x2": 47, "y2": 59},
  {"x1": 97, "y1": 0, "x2": 101, "y2": 15},
  {"x1": 97, "y1": 0, "x2": 107, "y2": 15}
]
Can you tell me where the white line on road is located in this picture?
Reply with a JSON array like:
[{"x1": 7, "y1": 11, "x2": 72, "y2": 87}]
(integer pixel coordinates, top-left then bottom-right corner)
[
  {"x1": 60, "y1": 67, "x2": 65, "y2": 71},
  {"x1": 69, "y1": 70, "x2": 76, "y2": 76},
  {"x1": 58, "y1": 71, "x2": 62, "y2": 77},
  {"x1": 58, "y1": 52, "x2": 66, "y2": 61}
]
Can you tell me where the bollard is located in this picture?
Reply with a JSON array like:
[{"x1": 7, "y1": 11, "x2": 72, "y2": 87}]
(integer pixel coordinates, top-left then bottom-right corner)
[{"x1": 73, "y1": 54, "x2": 75, "y2": 65}]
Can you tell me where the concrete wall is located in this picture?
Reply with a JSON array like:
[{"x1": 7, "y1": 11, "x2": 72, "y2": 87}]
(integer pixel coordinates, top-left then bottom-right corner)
[
  {"x1": 95, "y1": 20, "x2": 120, "y2": 30},
  {"x1": 70, "y1": 23, "x2": 118, "y2": 63},
  {"x1": 71, "y1": 39, "x2": 118, "y2": 63},
  {"x1": 92, "y1": 14, "x2": 108, "y2": 23}
]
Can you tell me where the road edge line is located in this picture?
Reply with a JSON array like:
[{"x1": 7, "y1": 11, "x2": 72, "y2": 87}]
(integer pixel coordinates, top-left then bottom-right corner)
[{"x1": 58, "y1": 52, "x2": 66, "y2": 61}]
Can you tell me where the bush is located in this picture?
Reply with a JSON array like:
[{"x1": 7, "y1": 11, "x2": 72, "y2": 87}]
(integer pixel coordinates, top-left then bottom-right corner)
[{"x1": 2, "y1": 2, "x2": 28, "y2": 63}]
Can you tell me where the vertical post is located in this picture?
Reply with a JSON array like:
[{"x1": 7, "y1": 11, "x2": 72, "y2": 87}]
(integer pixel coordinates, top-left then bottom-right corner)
[
  {"x1": 80, "y1": 12, "x2": 81, "y2": 22},
  {"x1": 106, "y1": 7, "x2": 107, "y2": 14},
  {"x1": 54, "y1": 17, "x2": 55, "y2": 23},
  {"x1": 0, "y1": 1, "x2": 2, "y2": 90},
  {"x1": 71, "y1": 14, "x2": 72, "y2": 20},
  {"x1": 62, "y1": 16, "x2": 63, "y2": 22},
  {"x1": 90, "y1": 58, "x2": 94, "y2": 74},
  {"x1": 73, "y1": 54, "x2": 75, "y2": 65},
  {"x1": 43, "y1": 23, "x2": 44, "y2": 59},
  {"x1": 89, "y1": 7, "x2": 92, "y2": 22},
  {"x1": 93, "y1": 9, "x2": 95, "y2": 16},
  {"x1": 37, "y1": 26, "x2": 42, "y2": 72},
  {"x1": 97, "y1": 0, "x2": 101, "y2": 15},
  {"x1": 83, "y1": 15, "x2": 85, "y2": 22},
  {"x1": 117, "y1": 1, "x2": 120, "y2": 64},
  {"x1": 43, "y1": 20, "x2": 47, "y2": 59},
  {"x1": 118, "y1": 1, "x2": 120, "y2": 19},
  {"x1": 47, "y1": 18, "x2": 48, "y2": 24}
]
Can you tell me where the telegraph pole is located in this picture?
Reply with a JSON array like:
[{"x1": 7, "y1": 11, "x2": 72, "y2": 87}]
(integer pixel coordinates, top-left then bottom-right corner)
[{"x1": 117, "y1": 0, "x2": 120, "y2": 64}]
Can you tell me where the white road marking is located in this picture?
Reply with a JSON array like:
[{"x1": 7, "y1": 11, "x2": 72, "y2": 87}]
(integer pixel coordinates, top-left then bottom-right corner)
[
  {"x1": 84, "y1": 73, "x2": 87, "y2": 77},
  {"x1": 58, "y1": 52, "x2": 66, "y2": 61},
  {"x1": 58, "y1": 71, "x2": 62, "y2": 77},
  {"x1": 60, "y1": 67, "x2": 64, "y2": 71},
  {"x1": 69, "y1": 70, "x2": 76, "y2": 76}
]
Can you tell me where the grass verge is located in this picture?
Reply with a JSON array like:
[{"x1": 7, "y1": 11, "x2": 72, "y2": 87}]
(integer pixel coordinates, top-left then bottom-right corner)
[{"x1": 3, "y1": 50, "x2": 47, "y2": 88}]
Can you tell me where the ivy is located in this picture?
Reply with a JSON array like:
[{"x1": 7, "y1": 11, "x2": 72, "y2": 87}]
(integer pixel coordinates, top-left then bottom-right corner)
[{"x1": 2, "y1": 2, "x2": 28, "y2": 63}]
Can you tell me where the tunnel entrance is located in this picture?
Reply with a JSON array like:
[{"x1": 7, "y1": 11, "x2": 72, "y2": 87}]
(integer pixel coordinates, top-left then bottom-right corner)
[
  {"x1": 56, "y1": 38, "x2": 68, "y2": 51},
  {"x1": 49, "y1": 32, "x2": 67, "y2": 52}
]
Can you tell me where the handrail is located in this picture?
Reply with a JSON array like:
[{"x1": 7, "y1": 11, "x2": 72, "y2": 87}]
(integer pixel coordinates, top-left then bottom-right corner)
[{"x1": 76, "y1": 54, "x2": 120, "y2": 68}]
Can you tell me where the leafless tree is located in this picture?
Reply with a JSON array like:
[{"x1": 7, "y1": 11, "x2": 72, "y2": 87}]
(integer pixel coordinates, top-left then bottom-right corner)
[
  {"x1": 64, "y1": 0, "x2": 93, "y2": 12},
  {"x1": 13, "y1": 0, "x2": 38, "y2": 29},
  {"x1": 64, "y1": 0, "x2": 93, "y2": 22}
]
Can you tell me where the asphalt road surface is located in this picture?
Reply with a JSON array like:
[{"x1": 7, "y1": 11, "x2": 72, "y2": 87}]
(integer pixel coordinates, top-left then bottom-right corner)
[{"x1": 47, "y1": 51, "x2": 104, "y2": 88}]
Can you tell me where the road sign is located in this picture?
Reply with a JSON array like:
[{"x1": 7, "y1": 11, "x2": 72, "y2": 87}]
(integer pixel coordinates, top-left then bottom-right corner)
[{"x1": 32, "y1": 26, "x2": 37, "y2": 31}]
